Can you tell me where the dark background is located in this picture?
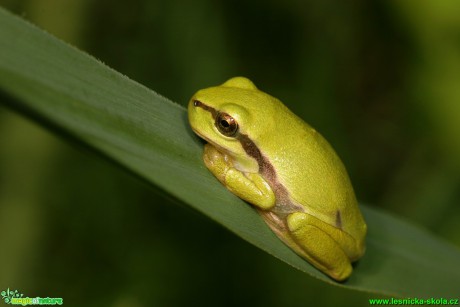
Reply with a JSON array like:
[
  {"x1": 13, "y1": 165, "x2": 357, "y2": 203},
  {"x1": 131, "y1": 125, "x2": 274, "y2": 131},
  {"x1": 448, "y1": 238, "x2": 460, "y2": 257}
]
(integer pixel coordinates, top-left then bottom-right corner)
[{"x1": 1, "y1": 1, "x2": 459, "y2": 306}]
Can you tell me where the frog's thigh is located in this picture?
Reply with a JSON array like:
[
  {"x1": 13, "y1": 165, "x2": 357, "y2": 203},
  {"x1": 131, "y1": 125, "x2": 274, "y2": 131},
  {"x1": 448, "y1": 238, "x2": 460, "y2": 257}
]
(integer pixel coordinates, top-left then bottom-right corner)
[{"x1": 287, "y1": 212, "x2": 352, "y2": 281}]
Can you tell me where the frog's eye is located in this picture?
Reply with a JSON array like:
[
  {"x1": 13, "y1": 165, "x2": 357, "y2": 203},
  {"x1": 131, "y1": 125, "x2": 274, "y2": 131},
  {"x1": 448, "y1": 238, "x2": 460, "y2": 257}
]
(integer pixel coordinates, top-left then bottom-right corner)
[{"x1": 216, "y1": 112, "x2": 238, "y2": 137}]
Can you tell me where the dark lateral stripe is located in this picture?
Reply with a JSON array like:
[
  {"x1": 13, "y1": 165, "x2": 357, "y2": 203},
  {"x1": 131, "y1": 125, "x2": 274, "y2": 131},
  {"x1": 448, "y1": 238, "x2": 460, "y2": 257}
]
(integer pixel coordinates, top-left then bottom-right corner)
[
  {"x1": 335, "y1": 210, "x2": 342, "y2": 229},
  {"x1": 193, "y1": 100, "x2": 218, "y2": 118},
  {"x1": 238, "y1": 133, "x2": 292, "y2": 207},
  {"x1": 237, "y1": 134, "x2": 273, "y2": 177}
]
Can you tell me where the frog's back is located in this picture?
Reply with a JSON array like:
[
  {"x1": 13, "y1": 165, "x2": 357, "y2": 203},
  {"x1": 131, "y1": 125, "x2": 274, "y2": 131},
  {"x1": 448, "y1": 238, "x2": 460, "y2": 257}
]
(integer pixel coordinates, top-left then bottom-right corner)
[{"x1": 258, "y1": 107, "x2": 366, "y2": 240}]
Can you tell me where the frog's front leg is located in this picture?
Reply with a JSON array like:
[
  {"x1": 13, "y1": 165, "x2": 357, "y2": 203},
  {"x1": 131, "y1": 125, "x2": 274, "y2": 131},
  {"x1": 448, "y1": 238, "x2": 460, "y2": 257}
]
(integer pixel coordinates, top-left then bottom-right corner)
[
  {"x1": 287, "y1": 212, "x2": 358, "y2": 281},
  {"x1": 203, "y1": 144, "x2": 275, "y2": 210}
]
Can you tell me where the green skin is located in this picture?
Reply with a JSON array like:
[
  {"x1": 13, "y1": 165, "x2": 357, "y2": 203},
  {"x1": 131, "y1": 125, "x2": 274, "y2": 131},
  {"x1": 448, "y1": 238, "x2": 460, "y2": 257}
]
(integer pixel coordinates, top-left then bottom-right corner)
[{"x1": 188, "y1": 77, "x2": 367, "y2": 281}]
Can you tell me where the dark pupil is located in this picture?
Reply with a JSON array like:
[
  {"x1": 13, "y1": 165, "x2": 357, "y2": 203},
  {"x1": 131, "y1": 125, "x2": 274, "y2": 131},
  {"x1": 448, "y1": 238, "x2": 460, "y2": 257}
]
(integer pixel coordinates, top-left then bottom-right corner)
[{"x1": 220, "y1": 120, "x2": 230, "y2": 128}]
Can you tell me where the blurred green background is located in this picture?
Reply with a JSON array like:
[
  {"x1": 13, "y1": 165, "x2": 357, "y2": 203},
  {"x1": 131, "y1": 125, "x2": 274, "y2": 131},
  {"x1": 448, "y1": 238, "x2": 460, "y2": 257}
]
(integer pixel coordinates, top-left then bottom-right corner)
[{"x1": 1, "y1": 0, "x2": 459, "y2": 306}]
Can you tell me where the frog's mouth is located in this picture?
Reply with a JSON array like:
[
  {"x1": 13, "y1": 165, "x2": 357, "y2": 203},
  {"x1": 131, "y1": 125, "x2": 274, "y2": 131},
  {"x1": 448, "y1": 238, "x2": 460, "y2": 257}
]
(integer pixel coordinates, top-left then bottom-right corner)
[
  {"x1": 205, "y1": 139, "x2": 237, "y2": 158},
  {"x1": 191, "y1": 127, "x2": 231, "y2": 154}
]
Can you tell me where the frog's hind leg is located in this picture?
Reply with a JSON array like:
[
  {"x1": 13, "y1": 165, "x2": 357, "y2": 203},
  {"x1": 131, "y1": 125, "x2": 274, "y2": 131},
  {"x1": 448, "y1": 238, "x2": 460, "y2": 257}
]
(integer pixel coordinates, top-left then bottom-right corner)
[{"x1": 286, "y1": 212, "x2": 353, "y2": 281}]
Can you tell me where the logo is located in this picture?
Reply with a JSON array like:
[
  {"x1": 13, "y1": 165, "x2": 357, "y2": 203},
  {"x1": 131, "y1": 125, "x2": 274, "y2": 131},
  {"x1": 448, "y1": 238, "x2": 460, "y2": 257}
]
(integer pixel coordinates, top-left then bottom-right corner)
[{"x1": 1, "y1": 289, "x2": 63, "y2": 306}]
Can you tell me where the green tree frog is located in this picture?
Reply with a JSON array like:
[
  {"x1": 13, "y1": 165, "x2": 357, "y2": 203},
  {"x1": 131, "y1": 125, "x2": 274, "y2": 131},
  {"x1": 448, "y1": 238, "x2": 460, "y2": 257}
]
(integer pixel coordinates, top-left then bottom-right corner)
[{"x1": 188, "y1": 77, "x2": 367, "y2": 281}]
